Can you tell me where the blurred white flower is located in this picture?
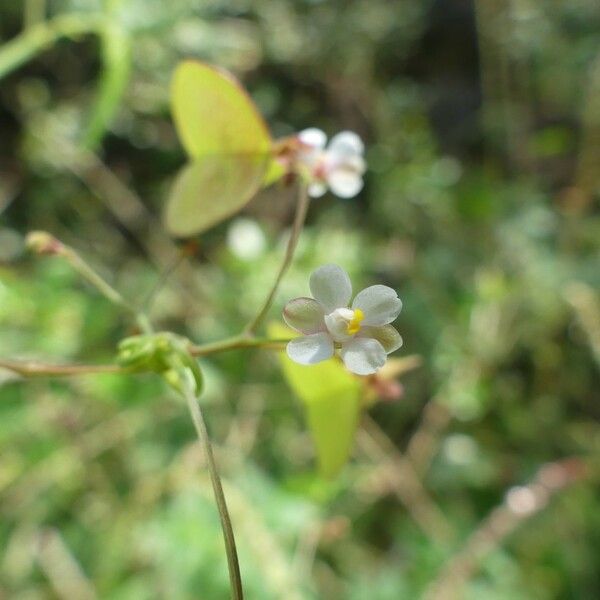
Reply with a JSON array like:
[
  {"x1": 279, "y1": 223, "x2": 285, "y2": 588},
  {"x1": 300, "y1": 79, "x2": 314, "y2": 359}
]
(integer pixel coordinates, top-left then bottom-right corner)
[
  {"x1": 297, "y1": 128, "x2": 366, "y2": 199},
  {"x1": 283, "y1": 264, "x2": 402, "y2": 375},
  {"x1": 226, "y1": 218, "x2": 266, "y2": 260}
]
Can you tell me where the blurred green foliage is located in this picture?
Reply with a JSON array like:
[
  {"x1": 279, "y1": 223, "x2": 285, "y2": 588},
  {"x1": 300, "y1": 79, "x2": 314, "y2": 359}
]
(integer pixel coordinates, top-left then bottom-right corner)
[{"x1": 1, "y1": 0, "x2": 599, "y2": 598}]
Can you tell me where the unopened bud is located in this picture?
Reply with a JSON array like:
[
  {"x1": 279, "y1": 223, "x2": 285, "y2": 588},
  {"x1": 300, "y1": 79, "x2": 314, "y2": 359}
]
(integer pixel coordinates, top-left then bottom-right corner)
[{"x1": 25, "y1": 231, "x2": 64, "y2": 255}]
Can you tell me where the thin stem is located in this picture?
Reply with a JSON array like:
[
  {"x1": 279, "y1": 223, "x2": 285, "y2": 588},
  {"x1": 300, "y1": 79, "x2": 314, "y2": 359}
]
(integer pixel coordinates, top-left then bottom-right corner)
[
  {"x1": 359, "y1": 416, "x2": 455, "y2": 545},
  {"x1": 141, "y1": 245, "x2": 189, "y2": 312},
  {"x1": 64, "y1": 245, "x2": 153, "y2": 333},
  {"x1": 181, "y1": 375, "x2": 243, "y2": 600},
  {"x1": 0, "y1": 358, "x2": 127, "y2": 377},
  {"x1": 37, "y1": 528, "x2": 97, "y2": 600},
  {"x1": 61, "y1": 245, "x2": 132, "y2": 310},
  {"x1": 405, "y1": 397, "x2": 451, "y2": 475},
  {"x1": 0, "y1": 338, "x2": 291, "y2": 379},
  {"x1": 189, "y1": 336, "x2": 290, "y2": 357},
  {"x1": 244, "y1": 183, "x2": 310, "y2": 335},
  {"x1": 0, "y1": 14, "x2": 104, "y2": 80},
  {"x1": 422, "y1": 458, "x2": 587, "y2": 600},
  {"x1": 27, "y1": 232, "x2": 152, "y2": 333}
]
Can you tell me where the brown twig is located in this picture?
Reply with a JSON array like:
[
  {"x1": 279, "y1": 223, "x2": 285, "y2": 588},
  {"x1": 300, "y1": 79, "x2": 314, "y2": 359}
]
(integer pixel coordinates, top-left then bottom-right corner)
[
  {"x1": 422, "y1": 457, "x2": 588, "y2": 600},
  {"x1": 358, "y1": 416, "x2": 455, "y2": 545},
  {"x1": 37, "y1": 528, "x2": 97, "y2": 600},
  {"x1": 406, "y1": 396, "x2": 452, "y2": 475}
]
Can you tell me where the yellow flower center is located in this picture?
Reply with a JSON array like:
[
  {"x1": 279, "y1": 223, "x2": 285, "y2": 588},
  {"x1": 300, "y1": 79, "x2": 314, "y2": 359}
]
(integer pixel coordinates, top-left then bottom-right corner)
[{"x1": 346, "y1": 308, "x2": 364, "y2": 335}]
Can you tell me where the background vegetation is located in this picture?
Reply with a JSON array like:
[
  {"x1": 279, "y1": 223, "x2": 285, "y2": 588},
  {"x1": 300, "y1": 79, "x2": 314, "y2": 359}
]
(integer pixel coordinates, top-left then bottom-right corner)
[{"x1": 1, "y1": 0, "x2": 599, "y2": 598}]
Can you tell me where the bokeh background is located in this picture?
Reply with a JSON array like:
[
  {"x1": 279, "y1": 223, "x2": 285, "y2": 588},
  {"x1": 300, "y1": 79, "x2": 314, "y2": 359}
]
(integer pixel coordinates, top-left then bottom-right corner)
[{"x1": 1, "y1": 1, "x2": 599, "y2": 598}]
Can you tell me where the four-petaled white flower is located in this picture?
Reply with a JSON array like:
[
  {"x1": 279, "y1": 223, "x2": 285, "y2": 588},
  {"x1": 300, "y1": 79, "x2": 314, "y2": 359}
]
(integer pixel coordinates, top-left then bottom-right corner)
[
  {"x1": 283, "y1": 264, "x2": 402, "y2": 375},
  {"x1": 297, "y1": 128, "x2": 366, "y2": 199}
]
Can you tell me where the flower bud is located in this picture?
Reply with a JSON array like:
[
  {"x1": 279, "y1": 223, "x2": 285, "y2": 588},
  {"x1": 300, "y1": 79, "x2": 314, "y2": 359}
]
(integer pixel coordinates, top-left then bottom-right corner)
[{"x1": 25, "y1": 231, "x2": 64, "y2": 256}]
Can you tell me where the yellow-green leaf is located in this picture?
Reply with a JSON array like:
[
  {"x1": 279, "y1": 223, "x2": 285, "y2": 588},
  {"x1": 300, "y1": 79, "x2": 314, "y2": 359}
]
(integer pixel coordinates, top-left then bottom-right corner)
[
  {"x1": 269, "y1": 323, "x2": 364, "y2": 478},
  {"x1": 171, "y1": 60, "x2": 271, "y2": 159},
  {"x1": 165, "y1": 154, "x2": 267, "y2": 238},
  {"x1": 166, "y1": 60, "x2": 273, "y2": 236},
  {"x1": 262, "y1": 158, "x2": 286, "y2": 187}
]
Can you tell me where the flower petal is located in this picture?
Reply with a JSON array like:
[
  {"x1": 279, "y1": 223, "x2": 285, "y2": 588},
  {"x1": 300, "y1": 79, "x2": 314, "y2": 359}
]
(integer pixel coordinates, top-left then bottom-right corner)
[
  {"x1": 328, "y1": 131, "x2": 364, "y2": 158},
  {"x1": 286, "y1": 332, "x2": 334, "y2": 365},
  {"x1": 309, "y1": 264, "x2": 352, "y2": 312},
  {"x1": 340, "y1": 337, "x2": 386, "y2": 375},
  {"x1": 327, "y1": 169, "x2": 364, "y2": 198},
  {"x1": 298, "y1": 128, "x2": 327, "y2": 150},
  {"x1": 324, "y1": 307, "x2": 355, "y2": 342},
  {"x1": 352, "y1": 285, "x2": 402, "y2": 326},
  {"x1": 283, "y1": 297, "x2": 325, "y2": 334},
  {"x1": 308, "y1": 181, "x2": 327, "y2": 198},
  {"x1": 360, "y1": 325, "x2": 403, "y2": 354}
]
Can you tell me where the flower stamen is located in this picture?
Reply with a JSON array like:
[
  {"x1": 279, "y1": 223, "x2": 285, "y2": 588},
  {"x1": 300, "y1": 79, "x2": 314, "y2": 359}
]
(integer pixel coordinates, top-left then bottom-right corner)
[{"x1": 347, "y1": 308, "x2": 364, "y2": 335}]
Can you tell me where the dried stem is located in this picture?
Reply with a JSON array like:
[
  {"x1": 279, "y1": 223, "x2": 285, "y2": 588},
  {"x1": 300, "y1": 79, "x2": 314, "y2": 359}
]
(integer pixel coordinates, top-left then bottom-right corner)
[
  {"x1": 358, "y1": 416, "x2": 455, "y2": 545},
  {"x1": 406, "y1": 396, "x2": 451, "y2": 475},
  {"x1": 422, "y1": 458, "x2": 588, "y2": 600},
  {"x1": 244, "y1": 183, "x2": 310, "y2": 335},
  {"x1": 37, "y1": 528, "x2": 97, "y2": 600}
]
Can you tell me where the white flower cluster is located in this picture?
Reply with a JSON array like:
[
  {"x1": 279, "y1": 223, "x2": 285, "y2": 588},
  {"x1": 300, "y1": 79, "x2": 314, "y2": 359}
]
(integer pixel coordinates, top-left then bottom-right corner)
[
  {"x1": 283, "y1": 265, "x2": 402, "y2": 375},
  {"x1": 296, "y1": 129, "x2": 366, "y2": 199}
]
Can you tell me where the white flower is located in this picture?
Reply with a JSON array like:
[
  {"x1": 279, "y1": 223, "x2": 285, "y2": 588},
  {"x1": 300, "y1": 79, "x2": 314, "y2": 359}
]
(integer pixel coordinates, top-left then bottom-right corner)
[
  {"x1": 297, "y1": 128, "x2": 366, "y2": 199},
  {"x1": 283, "y1": 264, "x2": 402, "y2": 375}
]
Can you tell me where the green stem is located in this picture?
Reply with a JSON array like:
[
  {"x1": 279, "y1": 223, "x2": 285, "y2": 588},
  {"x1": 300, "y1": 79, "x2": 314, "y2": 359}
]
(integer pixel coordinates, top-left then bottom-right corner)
[
  {"x1": 243, "y1": 183, "x2": 310, "y2": 335},
  {"x1": 27, "y1": 231, "x2": 152, "y2": 333},
  {"x1": 61, "y1": 244, "x2": 153, "y2": 334},
  {"x1": 83, "y1": 20, "x2": 132, "y2": 149},
  {"x1": 0, "y1": 14, "x2": 104, "y2": 80},
  {"x1": 189, "y1": 336, "x2": 289, "y2": 357},
  {"x1": 181, "y1": 375, "x2": 243, "y2": 600},
  {"x1": 0, "y1": 358, "x2": 128, "y2": 377},
  {"x1": 0, "y1": 337, "x2": 292, "y2": 379}
]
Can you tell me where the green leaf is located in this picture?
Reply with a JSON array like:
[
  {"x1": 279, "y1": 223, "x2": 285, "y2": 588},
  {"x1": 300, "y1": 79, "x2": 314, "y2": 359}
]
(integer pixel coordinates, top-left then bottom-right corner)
[
  {"x1": 262, "y1": 158, "x2": 286, "y2": 187},
  {"x1": 269, "y1": 323, "x2": 364, "y2": 478},
  {"x1": 171, "y1": 60, "x2": 271, "y2": 159},
  {"x1": 166, "y1": 60, "x2": 273, "y2": 236},
  {"x1": 165, "y1": 154, "x2": 267, "y2": 238}
]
